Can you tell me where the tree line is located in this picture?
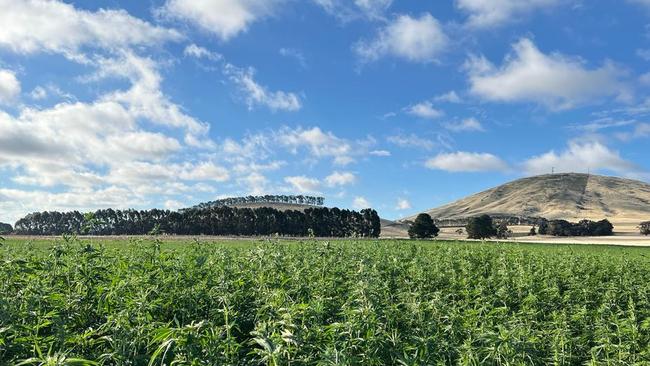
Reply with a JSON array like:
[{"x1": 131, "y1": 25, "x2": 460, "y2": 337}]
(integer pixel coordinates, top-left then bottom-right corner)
[
  {"x1": 407, "y1": 213, "x2": 616, "y2": 240},
  {"x1": 537, "y1": 218, "x2": 614, "y2": 236},
  {"x1": 192, "y1": 195, "x2": 325, "y2": 209},
  {"x1": 12, "y1": 206, "x2": 380, "y2": 237}
]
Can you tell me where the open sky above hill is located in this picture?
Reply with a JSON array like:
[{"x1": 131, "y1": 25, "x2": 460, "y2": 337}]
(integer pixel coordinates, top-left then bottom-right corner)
[{"x1": 1, "y1": 0, "x2": 650, "y2": 222}]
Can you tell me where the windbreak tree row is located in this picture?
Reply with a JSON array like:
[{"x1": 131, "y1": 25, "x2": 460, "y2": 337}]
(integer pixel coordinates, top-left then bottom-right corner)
[
  {"x1": 13, "y1": 206, "x2": 381, "y2": 237},
  {"x1": 192, "y1": 195, "x2": 325, "y2": 209}
]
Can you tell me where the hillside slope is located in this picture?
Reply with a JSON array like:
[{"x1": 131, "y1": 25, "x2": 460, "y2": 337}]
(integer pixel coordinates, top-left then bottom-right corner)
[{"x1": 405, "y1": 173, "x2": 650, "y2": 223}]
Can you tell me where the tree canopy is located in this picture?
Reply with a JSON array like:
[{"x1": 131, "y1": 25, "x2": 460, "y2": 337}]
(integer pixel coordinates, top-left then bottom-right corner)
[
  {"x1": 408, "y1": 213, "x2": 439, "y2": 239},
  {"x1": 13, "y1": 206, "x2": 380, "y2": 238},
  {"x1": 192, "y1": 195, "x2": 324, "y2": 209},
  {"x1": 466, "y1": 215, "x2": 497, "y2": 239}
]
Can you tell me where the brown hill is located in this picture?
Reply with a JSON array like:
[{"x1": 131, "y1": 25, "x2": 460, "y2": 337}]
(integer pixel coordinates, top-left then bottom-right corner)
[{"x1": 404, "y1": 173, "x2": 650, "y2": 224}]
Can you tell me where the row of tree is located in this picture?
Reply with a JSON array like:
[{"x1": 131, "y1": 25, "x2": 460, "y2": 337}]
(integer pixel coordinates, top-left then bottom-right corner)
[
  {"x1": 12, "y1": 207, "x2": 380, "y2": 237},
  {"x1": 408, "y1": 214, "x2": 618, "y2": 240},
  {"x1": 192, "y1": 195, "x2": 325, "y2": 209},
  {"x1": 408, "y1": 214, "x2": 509, "y2": 240},
  {"x1": 537, "y1": 218, "x2": 614, "y2": 236}
]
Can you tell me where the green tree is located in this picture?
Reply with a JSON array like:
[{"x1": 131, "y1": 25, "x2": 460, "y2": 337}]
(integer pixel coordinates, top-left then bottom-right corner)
[
  {"x1": 640, "y1": 221, "x2": 650, "y2": 236},
  {"x1": 466, "y1": 215, "x2": 497, "y2": 239},
  {"x1": 408, "y1": 213, "x2": 439, "y2": 239}
]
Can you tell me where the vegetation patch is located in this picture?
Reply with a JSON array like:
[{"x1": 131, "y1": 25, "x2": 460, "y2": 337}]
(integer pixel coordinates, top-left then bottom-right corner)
[{"x1": 3, "y1": 238, "x2": 650, "y2": 364}]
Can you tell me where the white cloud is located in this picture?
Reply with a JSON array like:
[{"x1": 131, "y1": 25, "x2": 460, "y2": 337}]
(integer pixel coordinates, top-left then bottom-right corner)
[
  {"x1": 284, "y1": 176, "x2": 321, "y2": 193},
  {"x1": 160, "y1": 0, "x2": 281, "y2": 41},
  {"x1": 224, "y1": 64, "x2": 302, "y2": 111},
  {"x1": 444, "y1": 118, "x2": 485, "y2": 132},
  {"x1": 405, "y1": 101, "x2": 444, "y2": 119},
  {"x1": 523, "y1": 140, "x2": 637, "y2": 175},
  {"x1": 354, "y1": 13, "x2": 448, "y2": 63},
  {"x1": 370, "y1": 149, "x2": 391, "y2": 156},
  {"x1": 395, "y1": 198, "x2": 411, "y2": 210},
  {"x1": 184, "y1": 44, "x2": 222, "y2": 61},
  {"x1": 325, "y1": 171, "x2": 357, "y2": 187},
  {"x1": 426, "y1": 151, "x2": 508, "y2": 172},
  {"x1": 434, "y1": 91, "x2": 462, "y2": 103},
  {"x1": 352, "y1": 196, "x2": 371, "y2": 209},
  {"x1": 466, "y1": 38, "x2": 630, "y2": 110},
  {"x1": 387, "y1": 134, "x2": 435, "y2": 150},
  {"x1": 164, "y1": 199, "x2": 185, "y2": 210},
  {"x1": 0, "y1": 0, "x2": 180, "y2": 58},
  {"x1": 314, "y1": 0, "x2": 393, "y2": 21},
  {"x1": 279, "y1": 48, "x2": 307, "y2": 68},
  {"x1": 456, "y1": 0, "x2": 560, "y2": 28},
  {"x1": 29, "y1": 86, "x2": 47, "y2": 100},
  {"x1": 0, "y1": 69, "x2": 20, "y2": 104},
  {"x1": 276, "y1": 126, "x2": 355, "y2": 165}
]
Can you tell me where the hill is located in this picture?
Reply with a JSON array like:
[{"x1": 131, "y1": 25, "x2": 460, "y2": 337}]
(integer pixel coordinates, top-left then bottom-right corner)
[{"x1": 404, "y1": 173, "x2": 650, "y2": 224}]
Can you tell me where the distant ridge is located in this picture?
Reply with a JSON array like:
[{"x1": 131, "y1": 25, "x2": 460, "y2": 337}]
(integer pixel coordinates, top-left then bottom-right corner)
[{"x1": 404, "y1": 173, "x2": 650, "y2": 223}]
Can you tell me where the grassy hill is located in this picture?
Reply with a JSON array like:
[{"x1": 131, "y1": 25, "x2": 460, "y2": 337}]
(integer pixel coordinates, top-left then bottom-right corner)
[{"x1": 404, "y1": 173, "x2": 650, "y2": 224}]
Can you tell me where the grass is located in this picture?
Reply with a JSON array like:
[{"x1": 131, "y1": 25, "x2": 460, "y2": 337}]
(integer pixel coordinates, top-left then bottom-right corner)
[{"x1": 2, "y1": 236, "x2": 650, "y2": 365}]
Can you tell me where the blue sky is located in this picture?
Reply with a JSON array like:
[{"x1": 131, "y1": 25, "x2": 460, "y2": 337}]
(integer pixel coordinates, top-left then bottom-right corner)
[{"x1": 1, "y1": 0, "x2": 650, "y2": 223}]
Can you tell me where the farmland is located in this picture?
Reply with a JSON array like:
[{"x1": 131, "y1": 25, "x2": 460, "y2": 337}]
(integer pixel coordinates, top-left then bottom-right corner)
[{"x1": 3, "y1": 237, "x2": 650, "y2": 364}]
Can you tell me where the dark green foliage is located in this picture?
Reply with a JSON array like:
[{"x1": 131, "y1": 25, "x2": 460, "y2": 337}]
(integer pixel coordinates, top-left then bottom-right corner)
[
  {"x1": 546, "y1": 219, "x2": 614, "y2": 237},
  {"x1": 640, "y1": 221, "x2": 650, "y2": 236},
  {"x1": 408, "y1": 213, "x2": 439, "y2": 239},
  {"x1": 529, "y1": 226, "x2": 537, "y2": 236},
  {"x1": 193, "y1": 195, "x2": 324, "y2": 209},
  {"x1": 13, "y1": 206, "x2": 381, "y2": 238},
  {"x1": 4, "y1": 239, "x2": 650, "y2": 364},
  {"x1": 495, "y1": 221, "x2": 511, "y2": 239},
  {"x1": 0, "y1": 222, "x2": 12, "y2": 234},
  {"x1": 466, "y1": 214, "x2": 497, "y2": 239},
  {"x1": 538, "y1": 219, "x2": 549, "y2": 235}
]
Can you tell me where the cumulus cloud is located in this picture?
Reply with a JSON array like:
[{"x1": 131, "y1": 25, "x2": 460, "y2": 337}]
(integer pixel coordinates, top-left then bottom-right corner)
[
  {"x1": 160, "y1": 0, "x2": 281, "y2": 41},
  {"x1": 405, "y1": 101, "x2": 444, "y2": 119},
  {"x1": 352, "y1": 196, "x2": 371, "y2": 209},
  {"x1": 523, "y1": 140, "x2": 638, "y2": 175},
  {"x1": 284, "y1": 176, "x2": 321, "y2": 193},
  {"x1": 354, "y1": 13, "x2": 448, "y2": 63},
  {"x1": 0, "y1": 0, "x2": 180, "y2": 58},
  {"x1": 434, "y1": 91, "x2": 462, "y2": 103},
  {"x1": 456, "y1": 0, "x2": 561, "y2": 28},
  {"x1": 184, "y1": 44, "x2": 222, "y2": 61},
  {"x1": 0, "y1": 69, "x2": 20, "y2": 104},
  {"x1": 444, "y1": 118, "x2": 485, "y2": 132},
  {"x1": 426, "y1": 151, "x2": 509, "y2": 172},
  {"x1": 182, "y1": 44, "x2": 302, "y2": 112},
  {"x1": 395, "y1": 198, "x2": 411, "y2": 210},
  {"x1": 276, "y1": 126, "x2": 356, "y2": 165},
  {"x1": 224, "y1": 64, "x2": 302, "y2": 111},
  {"x1": 465, "y1": 38, "x2": 630, "y2": 110},
  {"x1": 325, "y1": 171, "x2": 357, "y2": 187}
]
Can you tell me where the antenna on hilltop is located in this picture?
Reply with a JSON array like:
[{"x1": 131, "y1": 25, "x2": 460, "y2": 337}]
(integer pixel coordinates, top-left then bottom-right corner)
[{"x1": 551, "y1": 167, "x2": 555, "y2": 174}]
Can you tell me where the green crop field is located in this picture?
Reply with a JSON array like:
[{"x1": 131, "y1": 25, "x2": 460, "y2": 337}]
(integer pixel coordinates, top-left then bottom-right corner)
[{"x1": 2, "y1": 237, "x2": 650, "y2": 365}]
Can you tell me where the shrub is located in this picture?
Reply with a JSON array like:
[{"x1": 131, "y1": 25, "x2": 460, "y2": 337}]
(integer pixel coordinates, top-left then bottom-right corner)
[
  {"x1": 640, "y1": 221, "x2": 650, "y2": 236},
  {"x1": 537, "y1": 219, "x2": 549, "y2": 235},
  {"x1": 529, "y1": 226, "x2": 537, "y2": 236},
  {"x1": 466, "y1": 215, "x2": 497, "y2": 239},
  {"x1": 0, "y1": 222, "x2": 12, "y2": 235},
  {"x1": 408, "y1": 213, "x2": 439, "y2": 239},
  {"x1": 495, "y1": 222, "x2": 511, "y2": 239}
]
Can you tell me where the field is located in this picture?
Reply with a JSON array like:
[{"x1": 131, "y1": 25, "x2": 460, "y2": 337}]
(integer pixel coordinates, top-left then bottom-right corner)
[{"x1": 3, "y1": 237, "x2": 650, "y2": 365}]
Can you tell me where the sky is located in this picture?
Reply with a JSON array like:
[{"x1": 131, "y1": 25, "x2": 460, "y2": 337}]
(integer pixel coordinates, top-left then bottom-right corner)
[{"x1": 1, "y1": 0, "x2": 650, "y2": 223}]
